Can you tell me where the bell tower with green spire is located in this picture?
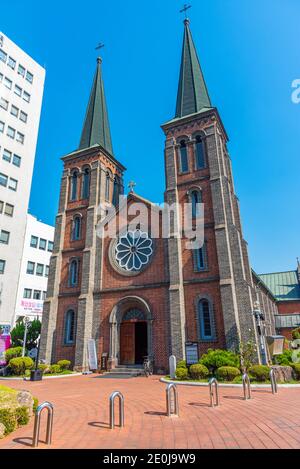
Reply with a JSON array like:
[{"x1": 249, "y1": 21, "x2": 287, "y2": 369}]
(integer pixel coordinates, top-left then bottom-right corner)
[
  {"x1": 162, "y1": 18, "x2": 260, "y2": 360},
  {"x1": 39, "y1": 57, "x2": 125, "y2": 369}
]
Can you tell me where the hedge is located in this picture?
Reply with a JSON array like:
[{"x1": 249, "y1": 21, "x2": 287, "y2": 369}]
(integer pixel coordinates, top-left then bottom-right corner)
[
  {"x1": 189, "y1": 364, "x2": 209, "y2": 380},
  {"x1": 4, "y1": 347, "x2": 23, "y2": 363},
  {"x1": 9, "y1": 357, "x2": 34, "y2": 375},
  {"x1": 175, "y1": 367, "x2": 189, "y2": 380},
  {"x1": 249, "y1": 365, "x2": 270, "y2": 382},
  {"x1": 216, "y1": 366, "x2": 241, "y2": 381}
]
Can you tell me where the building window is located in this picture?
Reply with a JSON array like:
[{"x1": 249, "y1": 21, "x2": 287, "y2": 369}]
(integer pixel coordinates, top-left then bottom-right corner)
[
  {"x1": 20, "y1": 111, "x2": 27, "y2": 123},
  {"x1": 69, "y1": 259, "x2": 79, "y2": 286},
  {"x1": 196, "y1": 135, "x2": 205, "y2": 169},
  {"x1": 0, "y1": 121, "x2": 4, "y2": 133},
  {"x1": 48, "y1": 241, "x2": 54, "y2": 252},
  {"x1": 70, "y1": 170, "x2": 78, "y2": 201},
  {"x1": 14, "y1": 85, "x2": 22, "y2": 97},
  {"x1": 27, "y1": 261, "x2": 35, "y2": 275},
  {"x1": 191, "y1": 190, "x2": 202, "y2": 218},
  {"x1": 112, "y1": 176, "x2": 120, "y2": 207},
  {"x1": 26, "y1": 71, "x2": 34, "y2": 84},
  {"x1": 4, "y1": 203, "x2": 14, "y2": 217},
  {"x1": 16, "y1": 132, "x2": 24, "y2": 144},
  {"x1": 0, "y1": 97, "x2": 9, "y2": 110},
  {"x1": 64, "y1": 309, "x2": 76, "y2": 345},
  {"x1": 0, "y1": 230, "x2": 10, "y2": 244},
  {"x1": 39, "y1": 238, "x2": 47, "y2": 250},
  {"x1": 23, "y1": 91, "x2": 30, "y2": 103},
  {"x1": 30, "y1": 235, "x2": 38, "y2": 248},
  {"x1": 23, "y1": 288, "x2": 32, "y2": 299},
  {"x1": 45, "y1": 265, "x2": 49, "y2": 277},
  {"x1": 36, "y1": 264, "x2": 44, "y2": 276},
  {"x1": 82, "y1": 167, "x2": 90, "y2": 199},
  {"x1": 0, "y1": 49, "x2": 7, "y2": 63},
  {"x1": 0, "y1": 259, "x2": 6, "y2": 274},
  {"x1": 0, "y1": 201, "x2": 3, "y2": 213},
  {"x1": 11, "y1": 105, "x2": 19, "y2": 117},
  {"x1": 7, "y1": 126, "x2": 15, "y2": 139},
  {"x1": 105, "y1": 172, "x2": 111, "y2": 201},
  {"x1": 198, "y1": 299, "x2": 215, "y2": 340},
  {"x1": 7, "y1": 57, "x2": 16, "y2": 70},
  {"x1": 18, "y1": 64, "x2": 25, "y2": 77},
  {"x1": 72, "y1": 216, "x2": 81, "y2": 241},
  {"x1": 42, "y1": 291, "x2": 47, "y2": 300},
  {"x1": 3, "y1": 149, "x2": 12, "y2": 162},
  {"x1": 0, "y1": 173, "x2": 8, "y2": 187},
  {"x1": 4, "y1": 77, "x2": 12, "y2": 89},
  {"x1": 8, "y1": 178, "x2": 18, "y2": 191},
  {"x1": 12, "y1": 154, "x2": 21, "y2": 167},
  {"x1": 194, "y1": 244, "x2": 207, "y2": 271},
  {"x1": 33, "y1": 290, "x2": 41, "y2": 300},
  {"x1": 179, "y1": 140, "x2": 189, "y2": 173}
]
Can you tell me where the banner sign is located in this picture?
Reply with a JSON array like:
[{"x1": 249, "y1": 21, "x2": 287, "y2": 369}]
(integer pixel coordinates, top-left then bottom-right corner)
[
  {"x1": 87, "y1": 339, "x2": 98, "y2": 370},
  {"x1": 185, "y1": 341, "x2": 199, "y2": 366},
  {"x1": 19, "y1": 299, "x2": 43, "y2": 315},
  {"x1": 0, "y1": 334, "x2": 11, "y2": 365}
]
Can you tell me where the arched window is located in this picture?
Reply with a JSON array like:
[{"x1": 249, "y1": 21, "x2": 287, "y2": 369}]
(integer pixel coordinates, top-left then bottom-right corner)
[
  {"x1": 82, "y1": 167, "x2": 90, "y2": 199},
  {"x1": 105, "y1": 172, "x2": 111, "y2": 201},
  {"x1": 194, "y1": 242, "x2": 207, "y2": 271},
  {"x1": 195, "y1": 135, "x2": 206, "y2": 169},
  {"x1": 70, "y1": 170, "x2": 78, "y2": 201},
  {"x1": 64, "y1": 309, "x2": 75, "y2": 344},
  {"x1": 179, "y1": 140, "x2": 188, "y2": 173},
  {"x1": 69, "y1": 259, "x2": 79, "y2": 286},
  {"x1": 71, "y1": 216, "x2": 81, "y2": 241},
  {"x1": 191, "y1": 190, "x2": 202, "y2": 218},
  {"x1": 198, "y1": 299, "x2": 215, "y2": 340},
  {"x1": 112, "y1": 176, "x2": 120, "y2": 207}
]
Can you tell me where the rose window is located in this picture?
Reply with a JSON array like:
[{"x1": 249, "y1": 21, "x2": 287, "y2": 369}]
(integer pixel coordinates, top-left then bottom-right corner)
[{"x1": 115, "y1": 230, "x2": 153, "y2": 272}]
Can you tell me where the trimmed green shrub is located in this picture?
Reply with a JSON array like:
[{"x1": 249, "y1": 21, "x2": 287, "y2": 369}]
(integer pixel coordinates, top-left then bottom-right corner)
[
  {"x1": 200, "y1": 349, "x2": 240, "y2": 372},
  {"x1": 175, "y1": 367, "x2": 189, "y2": 380},
  {"x1": 273, "y1": 349, "x2": 293, "y2": 366},
  {"x1": 4, "y1": 347, "x2": 23, "y2": 363},
  {"x1": 292, "y1": 363, "x2": 300, "y2": 380},
  {"x1": 15, "y1": 406, "x2": 30, "y2": 426},
  {"x1": 216, "y1": 366, "x2": 241, "y2": 381},
  {"x1": 38, "y1": 364, "x2": 49, "y2": 374},
  {"x1": 292, "y1": 328, "x2": 300, "y2": 340},
  {"x1": 176, "y1": 360, "x2": 187, "y2": 369},
  {"x1": 57, "y1": 360, "x2": 71, "y2": 370},
  {"x1": 0, "y1": 409, "x2": 17, "y2": 435},
  {"x1": 189, "y1": 363, "x2": 209, "y2": 380},
  {"x1": 249, "y1": 365, "x2": 270, "y2": 382},
  {"x1": 49, "y1": 364, "x2": 61, "y2": 374},
  {"x1": 9, "y1": 357, "x2": 34, "y2": 375}
]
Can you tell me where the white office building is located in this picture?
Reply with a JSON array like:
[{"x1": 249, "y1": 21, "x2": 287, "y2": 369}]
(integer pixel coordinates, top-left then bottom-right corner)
[
  {"x1": 14, "y1": 214, "x2": 54, "y2": 324},
  {"x1": 0, "y1": 32, "x2": 46, "y2": 332}
]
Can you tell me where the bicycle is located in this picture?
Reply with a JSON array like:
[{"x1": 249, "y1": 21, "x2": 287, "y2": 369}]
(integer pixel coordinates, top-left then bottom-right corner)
[{"x1": 143, "y1": 356, "x2": 153, "y2": 377}]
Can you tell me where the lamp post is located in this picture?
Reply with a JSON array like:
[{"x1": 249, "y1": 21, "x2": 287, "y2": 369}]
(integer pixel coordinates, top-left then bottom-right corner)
[
  {"x1": 22, "y1": 316, "x2": 31, "y2": 357},
  {"x1": 253, "y1": 301, "x2": 267, "y2": 365}
]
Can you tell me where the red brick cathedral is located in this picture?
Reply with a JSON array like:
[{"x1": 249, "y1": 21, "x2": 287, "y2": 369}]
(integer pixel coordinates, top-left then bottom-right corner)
[{"x1": 40, "y1": 19, "x2": 279, "y2": 372}]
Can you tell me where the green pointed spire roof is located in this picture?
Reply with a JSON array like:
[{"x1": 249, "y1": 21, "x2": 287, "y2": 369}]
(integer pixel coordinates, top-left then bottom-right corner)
[
  {"x1": 79, "y1": 57, "x2": 113, "y2": 155},
  {"x1": 175, "y1": 19, "x2": 211, "y2": 118}
]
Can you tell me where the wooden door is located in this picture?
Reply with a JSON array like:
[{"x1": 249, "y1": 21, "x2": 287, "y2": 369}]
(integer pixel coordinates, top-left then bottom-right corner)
[{"x1": 120, "y1": 322, "x2": 135, "y2": 364}]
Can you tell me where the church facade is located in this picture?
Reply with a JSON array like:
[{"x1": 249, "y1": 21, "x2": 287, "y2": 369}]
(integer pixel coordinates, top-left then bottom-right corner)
[{"x1": 40, "y1": 19, "x2": 277, "y2": 372}]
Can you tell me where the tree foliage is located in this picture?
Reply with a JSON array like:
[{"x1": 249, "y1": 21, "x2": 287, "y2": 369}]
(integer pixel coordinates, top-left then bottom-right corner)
[{"x1": 10, "y1": 318, "x2": 41, "y2": 350}]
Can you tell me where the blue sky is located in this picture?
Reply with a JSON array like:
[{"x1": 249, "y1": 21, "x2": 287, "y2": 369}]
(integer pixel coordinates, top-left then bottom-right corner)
[{"x1": 2, "y1": 0, "x2": 300, "y2": 274}]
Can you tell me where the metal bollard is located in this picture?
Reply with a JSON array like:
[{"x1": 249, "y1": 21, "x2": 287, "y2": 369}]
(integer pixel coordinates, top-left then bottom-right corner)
[
  {"x1": 166, "y1": 383, "x2": 179, "y2": 417},
  {"x1": 270, "y1": 369, "x2": 278, "y2": 394},
  {"x1": 242, "y1": 373, "x2": 251, "y2": 400},
  {"x1": 109, "y1": 391, "x2": 124, "y2": 429},
  {"x1": 32, "y1": 401, "x2": 54, "y2": 447},
  {"x1": 209, "y1": 377, "x2": 220, "y2": 407}
]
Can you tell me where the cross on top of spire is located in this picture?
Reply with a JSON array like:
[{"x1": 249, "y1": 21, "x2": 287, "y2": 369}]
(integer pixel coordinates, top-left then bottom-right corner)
[
  {"x1": 180, "y1": 4, "x2": 191, "y2": 21},
  {"x1": 128, "y1": 181, "x2": 136, "y2": 193}
]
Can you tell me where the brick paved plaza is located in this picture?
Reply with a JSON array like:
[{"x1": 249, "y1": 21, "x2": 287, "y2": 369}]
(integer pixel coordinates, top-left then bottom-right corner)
[{"x1": 1, "y1": 375, "x2": 300, "y2": 450}]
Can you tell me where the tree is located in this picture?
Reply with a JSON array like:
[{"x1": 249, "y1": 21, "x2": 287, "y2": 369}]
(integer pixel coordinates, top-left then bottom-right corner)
[
  {"x1": 10, "y1": 318, "x2": 41, "y2": 351},
  {"x1": 239, "y1": 340, "x2": 258, "y2": 372}
]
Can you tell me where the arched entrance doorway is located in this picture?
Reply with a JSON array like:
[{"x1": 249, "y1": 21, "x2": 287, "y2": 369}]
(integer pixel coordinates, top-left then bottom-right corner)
[
  {"x1": 109, "y1": 296, "x2": 153, "y2": 367},
  {"x1": 120, "y1": 309, "x2": 148, "y2": 365}
]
